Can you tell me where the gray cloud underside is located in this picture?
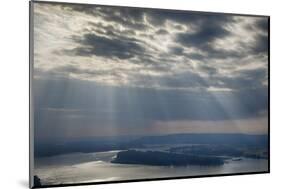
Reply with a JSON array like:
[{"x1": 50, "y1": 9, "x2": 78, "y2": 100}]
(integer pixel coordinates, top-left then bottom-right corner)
[{"x1": 34, "y1": 3, "x2": 268, "y2": 92}]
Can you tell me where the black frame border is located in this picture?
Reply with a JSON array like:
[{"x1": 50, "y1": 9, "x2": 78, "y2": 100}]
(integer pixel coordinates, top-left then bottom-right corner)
[{"x1": 29, "y1": 1, "x2": 270, "y2": 188}]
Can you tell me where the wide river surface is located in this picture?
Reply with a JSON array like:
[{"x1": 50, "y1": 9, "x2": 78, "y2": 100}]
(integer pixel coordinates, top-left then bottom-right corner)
[{"x1": 34, "y1": 150, "x2": 268, "y2": 185}]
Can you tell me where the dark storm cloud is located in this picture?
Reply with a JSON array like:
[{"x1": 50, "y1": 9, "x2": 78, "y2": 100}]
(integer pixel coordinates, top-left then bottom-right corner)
[
  {"x1": 169, "y1": 46, "x2": 184, "y2": 55},
  {"x1": 155, "y1": 29, "x2": 169, "y2": 35},
  {"x1": 256, "y1": 19, "x2": 269, "y2": 32},
  {"x1": 242, "y1": 19, "x2": 268, "y2": 55},
  {"x1": 176, "y1": 24, "x2": 230, "y2": 48},
  {"x1": 246, "y1": 18, "x2": 269, "y2": 33},
  {"x1": 146, "y1": 11, "x2": 242, "y2": 60},
  {"x1": 173, "y1": 18, "x2": 243, "y2": 60},
  {"x1": 66, "y1": 4, "x2": 148, "y2": 30},
  {"x1": 66, "y1": 4, "x2": 231, "y2": 33},
  {"x1": 68, "y1": 33, "x2": 145, "y2": 59},
  {"x1": 251, "y1": 35, "x2": 268, "y2": 54},
  {"x1": 54, "y1": 4, "x2": 269, "y2": 76},
  {"x1": 101, "y1": 8, "x2": 147, "y2": 30},
  {"x1": 63, "y1": 4, "x2": 242, "y2": 61},
  {"x1": 146, "y1": 10, "x2": 233, "y2": 26},
  {"x1": 41, "y1": 3, "x2": 268, "y2": 95},
  {"x1": 255, "y1": 19, "x2": 269, "y2": 32},
  {"x1": 55, "y1": 3, "x2": 269, "y2": 62}
]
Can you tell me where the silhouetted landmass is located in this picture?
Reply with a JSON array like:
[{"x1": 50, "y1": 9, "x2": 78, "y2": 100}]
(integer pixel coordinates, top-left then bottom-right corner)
[
  {"x1": 111, "y1": 150, "x2": 224, "y2": 166},
  {"x1": 33, "y1": 175, "x2": 42, "y2": 188},
  {"x1": 169, "y1": 144, "x2": 268, "y2": 159},
  {"x1": 35, "y1": 133, "x2": 268, "y2": 158},
  {"x1": 34, "y1": 137, "x2": 142, "y2": 157}
]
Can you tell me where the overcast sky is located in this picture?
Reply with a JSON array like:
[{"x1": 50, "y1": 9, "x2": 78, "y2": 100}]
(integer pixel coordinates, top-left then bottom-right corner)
[{"x1": 33, "y1": 2, "x2": 268, "y2": 141}]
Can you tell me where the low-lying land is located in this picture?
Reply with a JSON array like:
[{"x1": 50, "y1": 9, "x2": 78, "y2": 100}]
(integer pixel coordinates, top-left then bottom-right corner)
[{"x1": 111, "y1": 150, "x2": 225, "y2": 166}]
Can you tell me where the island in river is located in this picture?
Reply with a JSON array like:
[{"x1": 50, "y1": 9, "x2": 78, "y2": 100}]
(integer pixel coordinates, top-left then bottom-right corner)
[
  {"x1": 111, "y1": 150, "x2": 224, "y2": 166},
  {"x1": 34, "y1": 134, "x2": 268, "y2": 186}
]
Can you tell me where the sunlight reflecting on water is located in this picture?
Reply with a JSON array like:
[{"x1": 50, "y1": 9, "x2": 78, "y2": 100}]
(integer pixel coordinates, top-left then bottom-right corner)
[{"x1": 34, "y1": 151, "x2": 268, "y2": 185}]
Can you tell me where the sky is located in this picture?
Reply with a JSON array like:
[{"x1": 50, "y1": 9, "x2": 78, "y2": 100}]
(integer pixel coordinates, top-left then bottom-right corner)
[{"x1": 32, "y1": 2, "x2": 269, "y2": 142}]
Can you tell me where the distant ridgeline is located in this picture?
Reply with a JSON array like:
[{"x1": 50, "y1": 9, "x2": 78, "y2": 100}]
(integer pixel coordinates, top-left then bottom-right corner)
[
  {"x1": 131, "y1": 133, "x2": 268, "y2": 147},
  {"x1": 111, "y1": 150, "x2": 224, "y2": 166},
  {"x1": 35, "y1": 133, "x2": 268, "y2": 158}
]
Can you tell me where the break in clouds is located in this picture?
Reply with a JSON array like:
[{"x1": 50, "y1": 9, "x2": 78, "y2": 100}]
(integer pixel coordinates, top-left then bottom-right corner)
[{"x1": 33, "y1": 3, "x2": 268, "y2": 141}]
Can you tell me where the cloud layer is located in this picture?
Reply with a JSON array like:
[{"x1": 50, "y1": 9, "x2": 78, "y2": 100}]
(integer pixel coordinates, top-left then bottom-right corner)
[
  {"x1": 34, "y1": 3, "x2": 268, "y2": 91},
  {"x1": 33, "y1": 3, "x2": 269, "y2": 139}
]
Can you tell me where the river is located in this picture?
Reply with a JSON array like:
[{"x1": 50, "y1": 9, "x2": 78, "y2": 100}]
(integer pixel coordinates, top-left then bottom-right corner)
[{"x1": 34, "y1": 150, "x2": 268, "y2": 185}]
